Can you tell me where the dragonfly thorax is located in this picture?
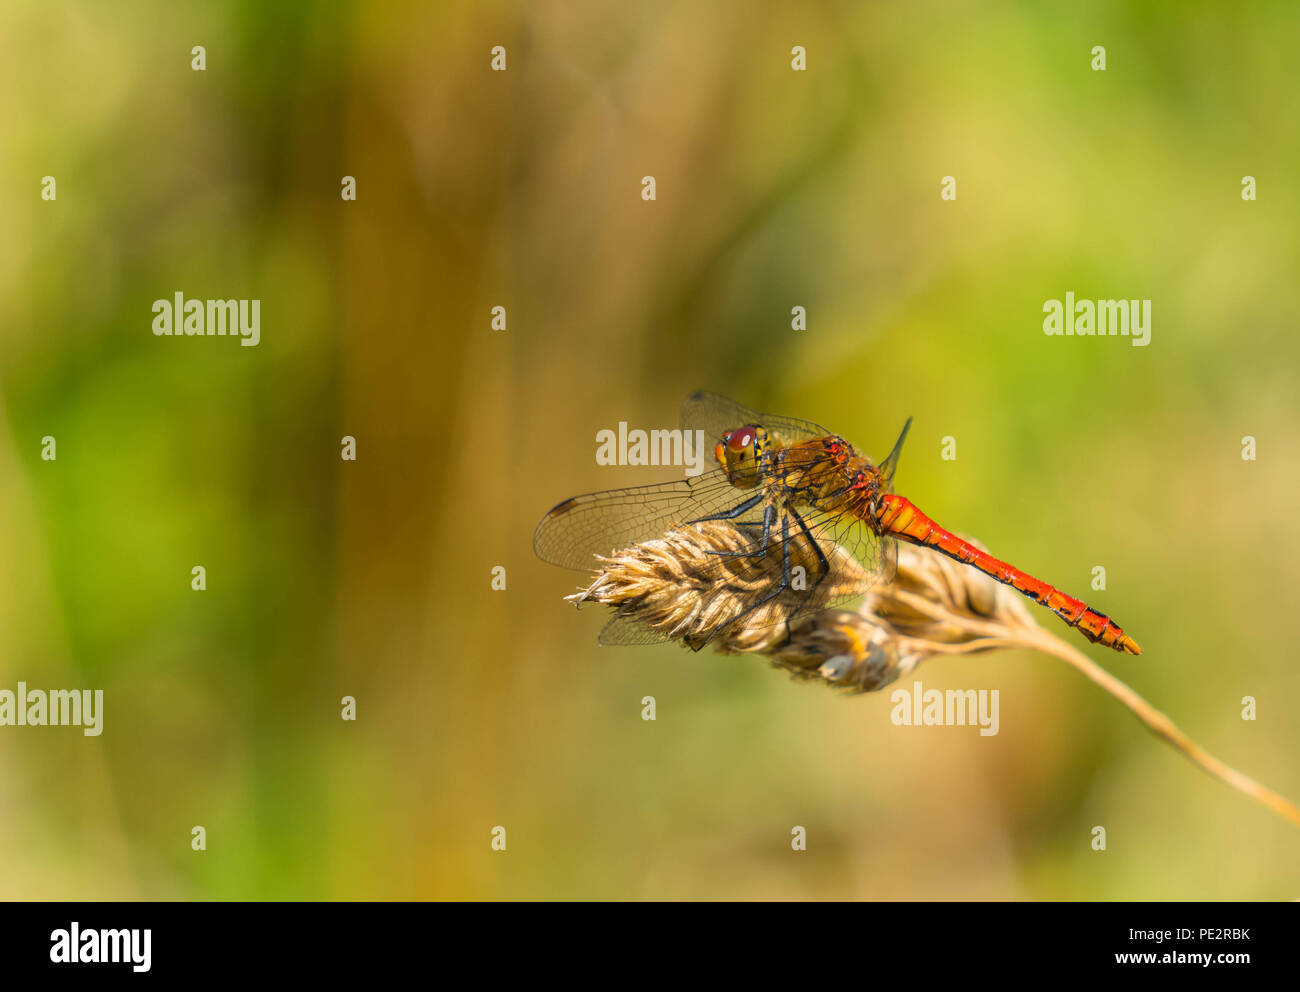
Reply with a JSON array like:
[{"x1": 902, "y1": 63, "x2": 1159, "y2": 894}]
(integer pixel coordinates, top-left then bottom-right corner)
[
  {"x1": 778, "y1": 436, "x2": 886, "y2": 520},
  {"x1": 714, "y1": 424, "x2": 768, "y2": 489}
]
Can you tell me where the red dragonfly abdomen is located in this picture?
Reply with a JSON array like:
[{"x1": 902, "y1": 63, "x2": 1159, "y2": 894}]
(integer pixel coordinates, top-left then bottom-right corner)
[{"x1": 874, "y1": 494, "x2": 1141, "y2": 655}]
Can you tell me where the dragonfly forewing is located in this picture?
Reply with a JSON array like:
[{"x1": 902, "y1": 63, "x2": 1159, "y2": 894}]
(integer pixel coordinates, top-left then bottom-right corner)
[{"x1": 533, "y1": 468, "x2": 765, "y2": 571}]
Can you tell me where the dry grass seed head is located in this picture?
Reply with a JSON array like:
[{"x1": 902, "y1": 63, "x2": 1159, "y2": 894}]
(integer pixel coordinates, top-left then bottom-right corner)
[{"x1": 569, "y1": 520, "x2": 1041, "y2": 693}]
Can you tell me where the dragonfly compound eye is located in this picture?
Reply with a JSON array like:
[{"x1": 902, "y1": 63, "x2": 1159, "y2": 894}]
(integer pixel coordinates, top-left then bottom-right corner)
[{"x1": 726, "y1": 426, "x2": 755, "y2": 453}]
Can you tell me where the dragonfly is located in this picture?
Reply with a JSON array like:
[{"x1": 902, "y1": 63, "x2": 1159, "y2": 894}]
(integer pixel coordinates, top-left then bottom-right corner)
[{"x1": 535, "y1": 391, "x2": 1141, "y2": 654}]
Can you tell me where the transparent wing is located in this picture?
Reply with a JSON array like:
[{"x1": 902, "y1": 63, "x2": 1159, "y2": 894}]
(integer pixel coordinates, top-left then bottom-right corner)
[
  {"x1": 534, "y1": 467, "x2": 758, "y2": 571},
  {"x1": 877, "y1": 416, "x2": 913, "y2": 491},
  {"x1": 598, "y1": 613, "x2": 676, "y2": 646},
  {"x1": 681, "y1": 390, "x2": 831, "y2": 446}
]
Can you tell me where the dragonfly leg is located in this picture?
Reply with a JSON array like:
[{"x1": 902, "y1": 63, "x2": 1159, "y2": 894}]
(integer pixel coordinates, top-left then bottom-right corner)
[
  {"x1": 687, "y1": 491, "x2": 765, "y2": 526},
  {"x1": 705, "y1": 501, "x2": 775, "y2": 560},
  {"x1": 786, "y1": 503, "x2": 831, "y2": 600},
  {"x1": 705, "y1": 511, "x2": 793, "y2": 644}
]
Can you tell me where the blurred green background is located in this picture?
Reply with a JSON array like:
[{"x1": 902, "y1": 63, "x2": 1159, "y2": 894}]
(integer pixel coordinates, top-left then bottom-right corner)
[{"x1": 1, "y1": 0, "x2": 1297, "y2": 899}]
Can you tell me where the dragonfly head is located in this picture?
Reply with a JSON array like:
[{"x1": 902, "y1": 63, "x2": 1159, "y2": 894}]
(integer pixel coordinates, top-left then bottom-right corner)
[{"x1": 715, "y1": 424, "x2": 768, "y2": 488}]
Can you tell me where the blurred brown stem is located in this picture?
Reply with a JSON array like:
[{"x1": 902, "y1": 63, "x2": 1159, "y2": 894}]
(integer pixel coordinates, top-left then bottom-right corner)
[
  {"x1": 1019, "y1": 625, "x2": 1300, "y2": 830},
  {"x1": 888, "y1": 586, "x2": 1300, "y2": 828}
]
